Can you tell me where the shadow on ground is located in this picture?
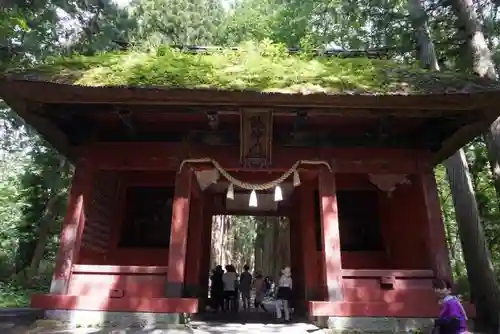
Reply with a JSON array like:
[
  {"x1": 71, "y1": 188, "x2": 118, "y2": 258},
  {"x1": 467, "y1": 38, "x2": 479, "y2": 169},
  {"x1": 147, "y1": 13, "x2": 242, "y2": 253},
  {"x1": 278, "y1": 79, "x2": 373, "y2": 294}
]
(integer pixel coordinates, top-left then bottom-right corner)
[{"x1": 0, "y1": 308, "x2": 44, "y2": 334}]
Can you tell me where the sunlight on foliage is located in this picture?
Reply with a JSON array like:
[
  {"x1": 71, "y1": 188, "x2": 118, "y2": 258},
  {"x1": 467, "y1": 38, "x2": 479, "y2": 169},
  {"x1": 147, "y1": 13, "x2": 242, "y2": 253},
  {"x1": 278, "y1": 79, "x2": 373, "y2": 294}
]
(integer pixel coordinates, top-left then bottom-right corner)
[
  {"x1": 0, "y1": 282, "x2": 44, "y2": 307},
  {"x1": 7, "y1": 41, "x2": 498, "y2": 95}
]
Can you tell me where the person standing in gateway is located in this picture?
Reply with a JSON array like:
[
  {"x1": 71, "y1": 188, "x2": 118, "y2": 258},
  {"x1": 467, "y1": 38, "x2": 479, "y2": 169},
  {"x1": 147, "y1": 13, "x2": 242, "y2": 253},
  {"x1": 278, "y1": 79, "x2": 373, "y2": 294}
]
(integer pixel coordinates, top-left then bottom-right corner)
[
  {"x1": 239, "y1": 264, "x2": 253, "y2": 311},
  {"x1": 276, "y1": 266, "x2": 293, "y2": 322},
  {"x1": 222, "y1": 265, "x2": 238, "y2": 312},
  {"x1": 252, "y1": 271, "x2": 269, "y2": 313},
  {"x1": 210, "y1": 265, "x2": 224, "y2": 312}
]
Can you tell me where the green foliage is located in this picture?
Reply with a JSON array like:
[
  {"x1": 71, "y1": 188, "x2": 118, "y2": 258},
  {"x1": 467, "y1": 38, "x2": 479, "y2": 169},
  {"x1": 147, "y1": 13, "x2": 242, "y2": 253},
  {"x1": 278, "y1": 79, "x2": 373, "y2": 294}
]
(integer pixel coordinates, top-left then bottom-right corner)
[
  {"x1": 11, "y1": 41, "x2": 497, "y2": 95},
  {"x1": 130, "y1": 0, "x2": 226, "y2": 46},
  {"x1": 219, "y1": 0, "x2": 279, "y2": 45},
  {"x1": 15, "y1": 144, "x2": 71, "y2": 273},
  {"x1": 0, "y1": 283, "x2": 34, "y2": 307},
  {"x1": 0, "y1": 172, "x2": 24, "y2": 278},
  {"x1": 436, "y1": 166, "x2": 459, "y2": 262},
  {"x1": 0, "y1": 281, "x2": 47, "y2": 307}
]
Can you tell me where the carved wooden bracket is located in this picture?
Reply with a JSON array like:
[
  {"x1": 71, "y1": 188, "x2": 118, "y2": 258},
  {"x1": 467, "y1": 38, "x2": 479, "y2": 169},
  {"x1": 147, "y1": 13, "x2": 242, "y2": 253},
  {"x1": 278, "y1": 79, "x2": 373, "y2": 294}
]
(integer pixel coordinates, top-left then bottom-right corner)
[
  {"x1": 195, "y1": 169, "x2": 219, "y2": 190},
  {"x1": 368, "y1": 174, "x2": 411, "y2": 196}
]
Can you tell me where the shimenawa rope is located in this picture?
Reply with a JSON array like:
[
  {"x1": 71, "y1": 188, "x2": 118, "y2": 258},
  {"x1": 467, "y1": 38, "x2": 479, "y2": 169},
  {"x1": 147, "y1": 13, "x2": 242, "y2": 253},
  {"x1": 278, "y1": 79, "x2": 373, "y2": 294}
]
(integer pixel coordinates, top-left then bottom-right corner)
[{"x1": 178, "y1": 158, "x2": 332, "y2": 190}]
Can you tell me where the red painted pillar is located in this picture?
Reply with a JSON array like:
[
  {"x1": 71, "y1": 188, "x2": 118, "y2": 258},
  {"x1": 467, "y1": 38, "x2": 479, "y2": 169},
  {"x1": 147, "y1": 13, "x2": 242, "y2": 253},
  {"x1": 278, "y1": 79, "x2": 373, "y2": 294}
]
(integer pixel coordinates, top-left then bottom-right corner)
[
  {"x1": 50, "y1": 158, "x2": 92, "y2": 294},
  {"x1": 198, "y1": 201, "x2": 213, "y2": 310},
  {"x1": 318, "y1": 170, "x2": 343, "y2": 301},
  {"x1": 166, "y1": 167, "x2": 193, "y2": 297},
  {"x1": 289, "y1": 192, "x2": 305, "y2": 313},
  {"x1": 420, "y1": 172, "x2": 453, "y2": 282},
  {"x1": 192, "y1": 196, "x2": 205, "y2": 294},
  {"x1": 299, "y1": 181, "x2": 319, "y2": 302},
  {"x1": 184, "y1": 193, "x2": 204, "y2": 297}
]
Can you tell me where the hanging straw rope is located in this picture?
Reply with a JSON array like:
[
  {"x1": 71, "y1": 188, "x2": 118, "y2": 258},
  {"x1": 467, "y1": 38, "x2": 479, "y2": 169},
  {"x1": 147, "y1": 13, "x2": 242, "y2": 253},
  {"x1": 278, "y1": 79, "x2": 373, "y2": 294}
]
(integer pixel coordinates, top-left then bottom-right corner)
[{"x1": 178, "y1": 158, "x2": 332, "y2": 190}]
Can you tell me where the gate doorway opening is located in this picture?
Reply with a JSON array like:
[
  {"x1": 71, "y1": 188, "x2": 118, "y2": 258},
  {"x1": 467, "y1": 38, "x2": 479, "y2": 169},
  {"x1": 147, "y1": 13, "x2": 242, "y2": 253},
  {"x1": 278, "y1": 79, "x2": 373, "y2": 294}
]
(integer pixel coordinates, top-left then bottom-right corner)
[
  {"x1": 210, "y1": 215, "x2": 290, "y2": 280},
  {"x1": 202, "y1": 215, "x2": 292, "y2": 319}
]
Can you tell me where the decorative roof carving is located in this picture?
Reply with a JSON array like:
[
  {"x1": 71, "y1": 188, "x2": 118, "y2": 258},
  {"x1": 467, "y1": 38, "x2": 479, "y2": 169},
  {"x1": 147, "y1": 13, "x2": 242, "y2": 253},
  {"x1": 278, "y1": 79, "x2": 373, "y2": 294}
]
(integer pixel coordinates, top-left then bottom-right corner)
[{"x1": 368, "y1": 174, "x2": 411, "y2": 196}]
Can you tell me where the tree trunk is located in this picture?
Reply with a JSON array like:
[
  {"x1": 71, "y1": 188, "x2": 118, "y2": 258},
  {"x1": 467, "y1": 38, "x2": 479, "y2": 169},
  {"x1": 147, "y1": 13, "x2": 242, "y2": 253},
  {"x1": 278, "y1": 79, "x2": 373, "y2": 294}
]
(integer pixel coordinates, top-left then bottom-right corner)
[
  {"x1": 448, "y1": 0, "x2": 497, "y2": 80},
  {"x1": 211, "y1": 215, "x2": 225, "y2": 268},
  {"x1": 445, "y1": 152, "x2": 500, "y2": 333},
  {"x1": 408, "y1": 0, "x2": 500, "y2": 331},
  {"x1": 262, "y1": 217, "x2": 274, "y2": 278},
  {"x1": 485, "y1": 130, "x2": 500, "y2": 212},
  {"x1": 24, "y1": 192, "x2": 61, "y2": 284},
  {"x1": 254, "y1": 218, "x2": 265, "y2": 273},
  {"x1": 407, "y1": 0, "x2": 440, "y2": 70},
  {"x1": 448, "y1": 0, "x2": 500, "y2": 204},
  {"x1": 223, "y1": 215, "x2": 233, "y2": 267},
  {"x1": 447, "y1": 1, "x2": 500, "y2": 331}
]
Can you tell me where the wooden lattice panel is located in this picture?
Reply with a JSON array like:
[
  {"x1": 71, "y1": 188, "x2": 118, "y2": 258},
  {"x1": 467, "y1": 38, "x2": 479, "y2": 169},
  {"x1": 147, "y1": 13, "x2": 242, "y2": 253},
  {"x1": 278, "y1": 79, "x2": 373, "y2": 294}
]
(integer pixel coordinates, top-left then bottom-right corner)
[{"x1": 81, "y1": 171, "x2": 120, "y2": 254}]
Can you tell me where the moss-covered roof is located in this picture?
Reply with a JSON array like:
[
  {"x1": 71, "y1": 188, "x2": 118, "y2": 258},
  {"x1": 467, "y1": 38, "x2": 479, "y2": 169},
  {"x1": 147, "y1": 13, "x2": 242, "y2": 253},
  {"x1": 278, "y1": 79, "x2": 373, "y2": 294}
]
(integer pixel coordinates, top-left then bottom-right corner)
[{"x1": 4, "y1": 41, "x2": 500, "y2": 95}]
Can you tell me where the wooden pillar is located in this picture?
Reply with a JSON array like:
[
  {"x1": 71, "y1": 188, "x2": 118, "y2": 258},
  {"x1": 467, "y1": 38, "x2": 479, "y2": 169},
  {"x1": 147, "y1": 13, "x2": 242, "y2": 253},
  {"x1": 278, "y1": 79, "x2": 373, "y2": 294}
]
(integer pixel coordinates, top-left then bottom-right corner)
[
  {"x1": 198, "y1": 202, "x2": 213, "y2": 310},
  {"x1": 50, "y1": 159, "x2": 92, "y2": 294},
  {"x1": 166, "y1": 167, "x2": 193, "y2": 297},
  {"x1": 299, "y1": 181, "x2": 319, "y2": 302},
  {"x1": 289, "y1": 192, "x2": 305, "y2": 313},
  {"x1": 184, "y1": 193, "x2": 204, "y2": 297},
  {"x1": 192, "y1": 196, "x2": 205, "y2": 294},
  {"x1": 318, "y1": 170, "x2": 343, "y2": 301},
  {"x1": 421, "y1": 172, "x2": 453, "y2": 282}
]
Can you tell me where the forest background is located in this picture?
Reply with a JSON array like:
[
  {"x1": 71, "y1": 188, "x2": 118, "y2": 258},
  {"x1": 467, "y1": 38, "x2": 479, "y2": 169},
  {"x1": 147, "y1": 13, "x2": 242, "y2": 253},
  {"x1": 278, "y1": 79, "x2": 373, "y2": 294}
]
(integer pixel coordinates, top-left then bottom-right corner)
[{"x1": 1, "y1": 0, "x2": 500, "y2": 329}]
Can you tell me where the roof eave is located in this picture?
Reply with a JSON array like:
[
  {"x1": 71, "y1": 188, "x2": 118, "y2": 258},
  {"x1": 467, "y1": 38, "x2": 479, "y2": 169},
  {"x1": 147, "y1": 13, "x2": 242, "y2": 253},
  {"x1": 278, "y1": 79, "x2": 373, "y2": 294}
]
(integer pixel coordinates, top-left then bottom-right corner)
[
  {"x1": 1, "y1": 78, "x2": 499, "y2": 165},
  {"x1": 430, "y1": 118, "x2": 490, "y2": 165},
  {"x1": 430, "y1": 108, "x2": 498, "y2": 165},
  {"x1": 0, "y1": 92, "x2": 76, "y2": 161},
  {"x1": 0, "y1": 78, "x2": 497, "y2": 111}
]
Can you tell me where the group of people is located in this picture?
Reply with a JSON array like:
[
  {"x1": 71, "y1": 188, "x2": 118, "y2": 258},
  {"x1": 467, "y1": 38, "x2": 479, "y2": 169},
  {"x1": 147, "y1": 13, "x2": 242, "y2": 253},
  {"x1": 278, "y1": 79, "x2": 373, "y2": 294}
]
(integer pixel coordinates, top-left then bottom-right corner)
[
  {"x1": 209, "y1": 264, "x2": 294, "y2": 322},
  {"x1": 207, "y1": 267, "x2": 468, "y2": 330}
]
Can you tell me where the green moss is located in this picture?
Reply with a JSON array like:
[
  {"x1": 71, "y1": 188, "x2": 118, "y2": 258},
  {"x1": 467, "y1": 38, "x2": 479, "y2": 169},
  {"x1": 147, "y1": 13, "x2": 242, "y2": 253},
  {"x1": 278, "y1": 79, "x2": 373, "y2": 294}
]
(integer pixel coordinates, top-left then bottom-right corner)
[{"x1": 5, "y1": 41, "x2": 499, "y2": 94}]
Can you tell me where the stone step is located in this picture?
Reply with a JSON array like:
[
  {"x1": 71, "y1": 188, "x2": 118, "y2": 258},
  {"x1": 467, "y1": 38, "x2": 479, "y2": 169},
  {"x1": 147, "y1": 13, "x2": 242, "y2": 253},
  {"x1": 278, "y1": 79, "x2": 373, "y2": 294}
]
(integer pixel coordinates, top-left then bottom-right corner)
[
  {"x1": 22, "y1": 321, "x2": 322, "y2": 334},
  {"x1": 192, "y1": 322, "x2": 323, "y2": 334},
  {"x1": 193, "y1": 311, "x2": 284, "y2": 323}
]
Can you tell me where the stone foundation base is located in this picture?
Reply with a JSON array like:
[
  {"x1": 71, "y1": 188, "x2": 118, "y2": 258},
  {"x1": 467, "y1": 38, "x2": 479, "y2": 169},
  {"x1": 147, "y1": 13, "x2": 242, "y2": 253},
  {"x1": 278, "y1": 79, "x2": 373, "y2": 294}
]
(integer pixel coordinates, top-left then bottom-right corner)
[
  {"x1": 44, "y1": 309, "x2": 187, "y2": 329},
  {"x1": 311, "y1": 316, "x2": 435, "y2": 333}
]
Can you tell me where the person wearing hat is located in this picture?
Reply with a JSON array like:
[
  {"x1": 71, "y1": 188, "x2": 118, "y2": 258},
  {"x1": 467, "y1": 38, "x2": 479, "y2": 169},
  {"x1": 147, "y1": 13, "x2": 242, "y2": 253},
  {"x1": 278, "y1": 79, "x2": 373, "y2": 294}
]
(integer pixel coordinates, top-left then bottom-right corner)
[{"x1": 275, "y1": 266, "x2": 292, "y2": 322}]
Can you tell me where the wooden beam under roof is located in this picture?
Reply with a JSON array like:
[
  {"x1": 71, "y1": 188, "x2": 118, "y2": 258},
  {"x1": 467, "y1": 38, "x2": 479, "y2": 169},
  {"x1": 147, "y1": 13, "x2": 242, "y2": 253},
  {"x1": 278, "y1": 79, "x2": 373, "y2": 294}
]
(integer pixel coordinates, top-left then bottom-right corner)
[
  {"x1": 44, "y1": 102, "x2": 472, "y2": 119},
  {"x1": 2, "y1": 78, "x2": 499, "y2": 164},
  {"x1": 0, "y1": 79, "x2": 496, "y2": 111}
]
